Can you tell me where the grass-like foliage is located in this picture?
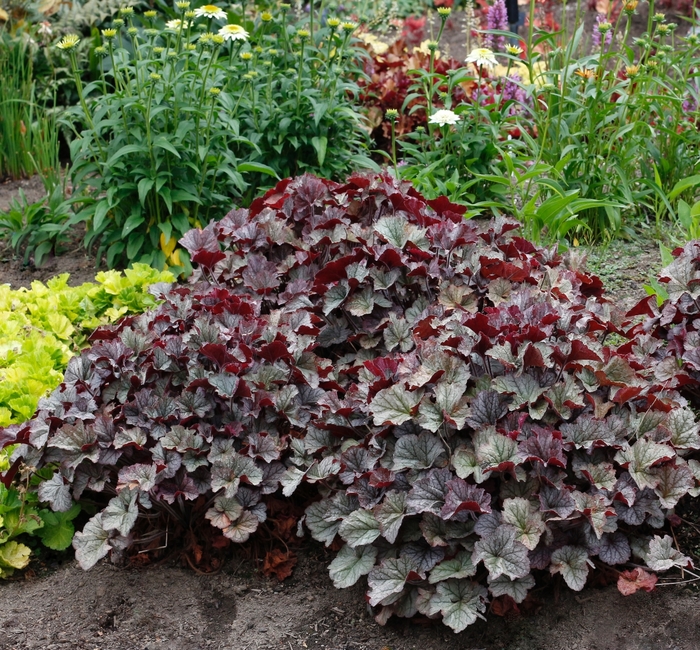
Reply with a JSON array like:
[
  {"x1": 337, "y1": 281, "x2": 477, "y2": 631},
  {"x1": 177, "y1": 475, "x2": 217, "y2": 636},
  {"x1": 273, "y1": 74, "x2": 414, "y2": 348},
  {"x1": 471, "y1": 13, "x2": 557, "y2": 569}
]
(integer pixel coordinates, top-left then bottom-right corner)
[{"x1": 3, "y1": 174, "x2": 699, "y2": 631}]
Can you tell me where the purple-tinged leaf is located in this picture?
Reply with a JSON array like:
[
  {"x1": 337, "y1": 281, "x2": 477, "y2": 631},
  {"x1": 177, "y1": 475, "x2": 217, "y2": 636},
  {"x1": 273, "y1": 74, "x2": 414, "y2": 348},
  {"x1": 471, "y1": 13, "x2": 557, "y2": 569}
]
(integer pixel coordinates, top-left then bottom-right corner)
[
  {"x1": 441, "y1": 478, "x2": 491, "y2": 520},
  {"x1": 598, "y1": 531, "x2": 631, "y2": 565},
  {"x1": 538, "y1": 485, "x2": 576, "y2": 519},
  {"x1": 487, "y1": 573, "x2": 535, "y2": 603},
  {"x1": 205, "y1": 496, "x2": 243, "y2": 531},
  {"x1": 560, "y1": 416, "x2": 616, "y2": 450},
  {"x1": 38, "y1": 472, "x2": 73, "y2": 512},
  {"x1": 221, "y1": 510, "x2": 259, "y2": 543},
  {"x1": 117, "y1": 464, "x2": 157, "y2": 493},
  {"x1": 425, "y1": 580, "x2": 488, "y2": 633},
  {"x1": 375, "y1": 491, "x2": 407, "y2": 544},
  {"x1": 550, "y1": 545, "x2": 591, "y2": 591},
  {"x1": 401, "y1": 542, "x2": 446, "y2": 573},
  {"x1": 615, "y1": 439, "x2": 675, "y2": 490},
  {"x1": 474, "y1": 428, "x2": 521, "y2": 473},
  {"x1": 420, "y1": 513, "x2": 474, "y2": 547},
  {"x1": 473, "y1": 527, "x2": 530, "y2": 580},
  {"x1": 393, "y1": 432, "x2": 446, "y2": 471},
  {"x1": 466, "y1": 391, "x2": 509, "y2": 429},
  {"x1": 367, "y1": 557, "x2": 419, "y2": 607},
  {"x1": 519, "y1": 428, "x2": 566, "y2": 469},
  {"x1": 652, "y1": 463, "x2": 694, "y2": 508},
  {"x1": 407, "y1": 467, "x2": 452, "y2": 515},
  {"x1": 502, "y1": 498, "x2": 545, "y2": 550},
  {"x1": 102, "y1": 489, "x2": 138, "y2": 536}
]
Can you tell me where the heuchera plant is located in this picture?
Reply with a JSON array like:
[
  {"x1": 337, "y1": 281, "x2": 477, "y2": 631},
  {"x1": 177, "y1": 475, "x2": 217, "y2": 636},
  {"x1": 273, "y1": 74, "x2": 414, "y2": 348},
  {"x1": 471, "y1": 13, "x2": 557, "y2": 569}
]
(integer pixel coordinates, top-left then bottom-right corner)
[{"x1": 3, "y1": 173, "x2": 700, "y2": 632}]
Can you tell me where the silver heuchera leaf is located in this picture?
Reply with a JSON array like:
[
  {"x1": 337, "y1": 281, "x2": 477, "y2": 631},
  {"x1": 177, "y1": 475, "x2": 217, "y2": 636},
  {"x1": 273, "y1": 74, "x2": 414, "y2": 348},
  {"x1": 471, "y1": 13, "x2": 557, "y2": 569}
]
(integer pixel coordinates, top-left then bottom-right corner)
[
  {"x1": 429, "y1": 551, "x2": 476, "y2": 584},
  {"x1": 400, "y1": 542, "x2": 445, "y2": 573},
  {"x1": 550, "y1": 545, "x2": 592, "y2": 591},
  {"x1": 102, "y1": 489, "x2": 139, "y2": 536},
  {"x1": 375, "y1": 491, "x2": 407, "y2": 544},
  {"x1": 615, "y1": 439, "x2": 675, "y2": 490},
  {"x1": 205, "y1": 496, "x2": 243, "y2": 531},
  {"x1": 38, "y1": 472, "x2": 73, "y2": 512},
  {"x1": 406, "y1": 467, "x2": 452, "y2": 515},
  {"x1": 667, "y1": 408, "x2": 700, "y2": 449},
  {"x1": 370, "y1": 385, "x2": 422, "y2": 427},
  {"x1": 328, "y1": 544, "x2": 378, "y2": 589},
  {"x1": 646, "y1": 535, "x2": 691, "y2": 571},
  {"x1": 73, "y1": 513, "x2": 111, "y2": 570},
  {"x1": 384, "y1": 314, "x2": 414, "y2": 353},
  {"x1": 367, "y1": 557, "x2": 417, "y2": 607},
  {"x1": 474, "y1": 427, "x2": 521, "y2": 472},
  {"x1": 502, "y1": 498, "x2": 545, "y2": 551},
  {"x1": 221, "y1": 510, "x2": 259, "y2": 543},
  {"x1": 280, "y1": 466, "x2": 306, "y2": 497},
  {"x1": 426, "y1": 580, "x2": 488, "y2": 633},
  {"x1": 305, "y1": 500, "x2": 341, "y2": 546},
  {"x1": 487, "y1": 573, "x2": 535, "y2": 603},
  {"x1": 393, "y1": 432, "x2": 446, "y2": 471},
  {"x1": 338, "y1": 509, "x2": 381, "y2": 548},
  {"x1": 652, "y1": 463, "x2": 694, "y2": 508},
  {"x1": 473, "y1": 526, "x2": 530, "y2": 580},
  {"x1": 117, "y1": 463, "x2": 158, "y2": 493},
  {"x1": 418, "y1": 381, "x2": 469, "y2": 433},
  {"x1": 492, "y1": 373, "x2": 545, "y2": 410}
]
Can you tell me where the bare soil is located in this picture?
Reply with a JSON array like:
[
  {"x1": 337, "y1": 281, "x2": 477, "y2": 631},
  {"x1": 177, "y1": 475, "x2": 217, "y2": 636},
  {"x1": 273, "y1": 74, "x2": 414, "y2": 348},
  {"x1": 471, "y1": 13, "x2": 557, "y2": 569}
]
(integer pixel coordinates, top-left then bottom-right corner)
[{"x1": 0, "y1": 170, "x2": 680, "y2": 650}]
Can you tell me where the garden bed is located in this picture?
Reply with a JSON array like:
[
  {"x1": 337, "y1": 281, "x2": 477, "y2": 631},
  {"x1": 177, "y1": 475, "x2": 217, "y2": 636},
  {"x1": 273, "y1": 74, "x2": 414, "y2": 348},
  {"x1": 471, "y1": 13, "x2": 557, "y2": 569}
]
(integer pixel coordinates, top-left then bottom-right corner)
[{"x1": 0, "y1": 175, "x2": 690, "y2": 650}]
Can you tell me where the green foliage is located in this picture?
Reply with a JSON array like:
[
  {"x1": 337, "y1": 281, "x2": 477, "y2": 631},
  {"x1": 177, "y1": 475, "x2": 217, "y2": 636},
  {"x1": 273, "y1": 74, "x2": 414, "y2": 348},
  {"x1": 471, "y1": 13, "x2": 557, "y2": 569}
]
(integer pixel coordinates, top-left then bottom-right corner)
[
  {"x1": 58, "y1": 6, "x2": 374, "y2": 269},
  {"x1": 0, "y1": 263, "x2": 173, "y2": 427},
  {"x1": 0, "y1": 28, "x2": 60, "y2": 188},
  {"x1": 0, "y1": 184, "x2": 74, "y2": 266}
]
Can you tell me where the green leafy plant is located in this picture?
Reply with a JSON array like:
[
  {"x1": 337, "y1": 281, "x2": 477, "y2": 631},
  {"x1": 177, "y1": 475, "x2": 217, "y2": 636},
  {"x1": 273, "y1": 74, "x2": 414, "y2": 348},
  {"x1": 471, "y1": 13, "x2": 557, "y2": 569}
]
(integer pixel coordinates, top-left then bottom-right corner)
[
  {"x1": 58, "y1": 4, "x2": 375, "y2": 269},
  {"x1": 0, "y1": 28, "x2": 60, "y2": 189},
  {"x1": 0, "y1": 184, "x2": 74, "y2": 266}
]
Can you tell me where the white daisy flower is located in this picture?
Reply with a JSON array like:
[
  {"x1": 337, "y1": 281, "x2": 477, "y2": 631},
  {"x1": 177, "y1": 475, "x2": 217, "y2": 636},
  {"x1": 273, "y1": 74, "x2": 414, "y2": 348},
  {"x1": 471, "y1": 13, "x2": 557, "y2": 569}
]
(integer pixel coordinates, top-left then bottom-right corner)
[
  {"x1": 194, "y1": 4, "x2": 227, "y2": 20},
  {"x1": 429, "y1": 109, "x2": 461, "y2": 126},
  {"x1": 465, "y1": 47, "x2": 498, "y2": 67},
  {"x1": 218, "y1": 24, "x2": 249, "y2": 41},
  {"x1": 166, "y1": 18, "x2": 190, "y2": 30}
]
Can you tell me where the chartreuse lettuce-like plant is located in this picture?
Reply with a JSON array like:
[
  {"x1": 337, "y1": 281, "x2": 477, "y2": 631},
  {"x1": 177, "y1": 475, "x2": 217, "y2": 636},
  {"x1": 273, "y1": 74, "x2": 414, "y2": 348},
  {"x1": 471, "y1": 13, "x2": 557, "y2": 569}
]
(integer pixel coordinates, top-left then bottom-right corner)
[
  {"x1": 0, "y1": 264, "x2": 174, "y2": 427},
  {"x1": 3, "y1": 174, "x2": 699, "y2": 631}
]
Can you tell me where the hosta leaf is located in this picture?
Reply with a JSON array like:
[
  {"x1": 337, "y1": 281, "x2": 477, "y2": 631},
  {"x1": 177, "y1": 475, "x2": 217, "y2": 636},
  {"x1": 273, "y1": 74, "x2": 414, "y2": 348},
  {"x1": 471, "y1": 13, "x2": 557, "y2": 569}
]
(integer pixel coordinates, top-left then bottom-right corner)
[
  {"x1": 338, "y1": 509, "x2": 381, "y2": 548},
  {"x1": 371, "y1": 385, "x2": 422, "y2": 426},
  {"x1": 393, "y1": 431, "x2": 446, "y2": 471},
  {"x1": 487, "y1": 573, "x2": 535, "y2": 603},
  {"x1": 375, "y1": 491, "x2": 407, "y2": 544},
  {"x1": 328, "y1": 544, "x2": 378, "y2": 588},
  {"x1": 73, "y1": 513, "x2": 111, "y2": 570},
  {"x1": 426, "y1": 580, "x2": 488, "y2": 633},
  {"x1": 367, "y1": 557, "x2": 417, "y2": 607},
  {"x1": 429, "y1": 551, "x2": 476, "y2": 583},
  {"x1": 473, "y1": 526, "x2": 530, "y2": 579},
  {"x1": 502, "y1": 498, "x2": 545, "y2": 550},
  {"x1": 615, "y1": 439, "x2": 675, "y2": 490},
  {"x1": 102, "y1": 489, "x2": 139, "y2": 536},
  {"x1": 646, "y1": 535, "x2": 691, "y2": 571},
  {"x1": 550, "y1": 545, "x2": 591, "y2": 591},
  {"x1": 38, "y1": 472, "x2": 73, "y2": 512}
]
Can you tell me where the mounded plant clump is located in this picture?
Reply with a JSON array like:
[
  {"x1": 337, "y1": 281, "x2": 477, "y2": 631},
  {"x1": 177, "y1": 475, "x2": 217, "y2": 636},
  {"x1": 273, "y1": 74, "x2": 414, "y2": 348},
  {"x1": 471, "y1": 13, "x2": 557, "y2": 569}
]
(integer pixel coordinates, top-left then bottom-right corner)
[{"x1": 3, "y1": 174, "x2": 700, "y2": 632}]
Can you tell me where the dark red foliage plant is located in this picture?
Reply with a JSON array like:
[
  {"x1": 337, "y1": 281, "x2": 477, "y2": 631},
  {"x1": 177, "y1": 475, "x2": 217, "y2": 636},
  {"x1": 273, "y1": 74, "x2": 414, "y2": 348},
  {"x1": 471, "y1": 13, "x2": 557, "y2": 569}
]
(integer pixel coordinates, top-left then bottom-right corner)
[{"x1": 3, "y1": 173, "x2": 700, "y2": 633}]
